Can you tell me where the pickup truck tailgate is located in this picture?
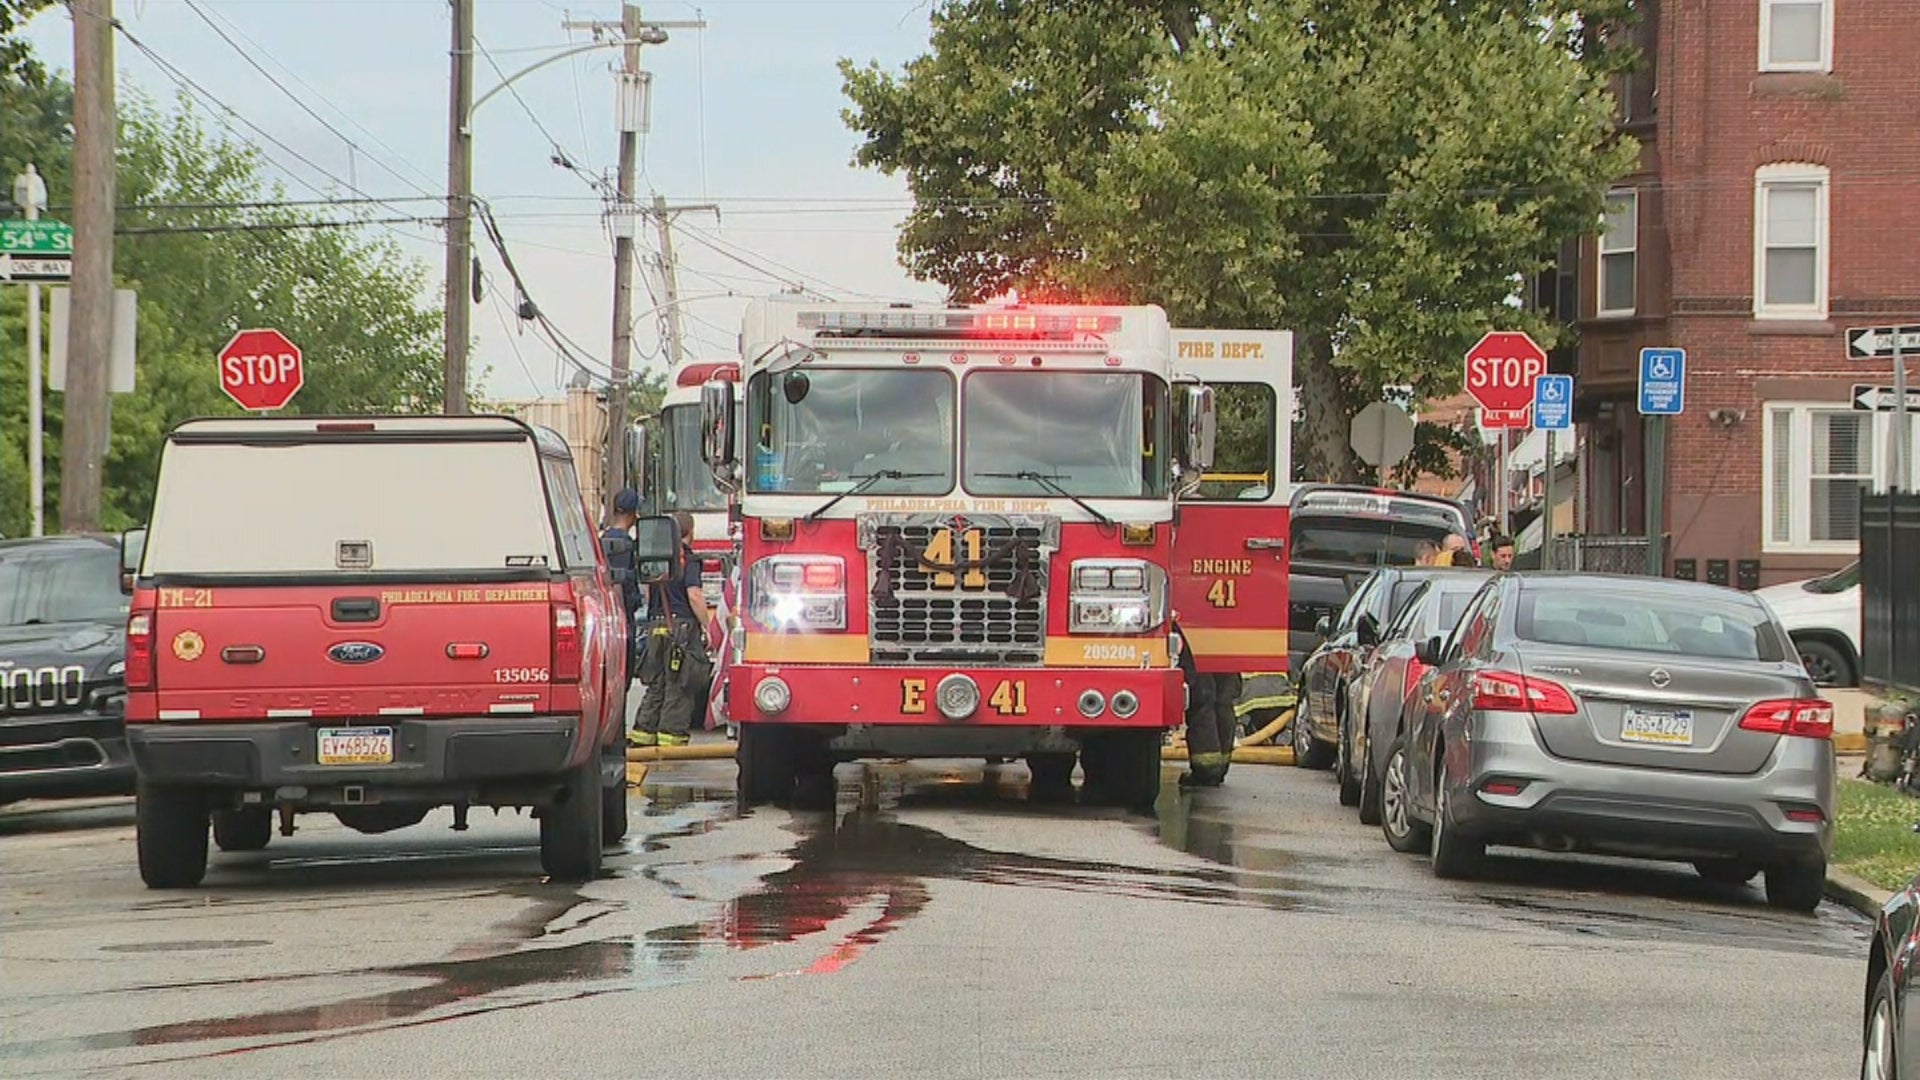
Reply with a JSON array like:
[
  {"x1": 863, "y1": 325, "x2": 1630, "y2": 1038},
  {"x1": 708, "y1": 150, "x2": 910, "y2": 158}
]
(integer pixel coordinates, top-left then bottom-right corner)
[{"x1": 148, "y1": 583, "x2": 555, "y2": 721}]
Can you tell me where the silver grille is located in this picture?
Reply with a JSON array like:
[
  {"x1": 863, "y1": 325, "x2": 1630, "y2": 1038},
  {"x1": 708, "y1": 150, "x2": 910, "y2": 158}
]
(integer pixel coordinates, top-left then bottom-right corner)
[{"x1": 860, "y1": 513, "x2": 1057, "y2": 665}]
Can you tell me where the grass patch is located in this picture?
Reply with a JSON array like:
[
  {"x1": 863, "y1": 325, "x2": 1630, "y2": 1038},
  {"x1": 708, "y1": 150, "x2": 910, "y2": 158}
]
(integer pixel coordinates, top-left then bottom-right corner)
[{"x1": 1835, "y1": 778, "x2": 1920, "y2": 892}]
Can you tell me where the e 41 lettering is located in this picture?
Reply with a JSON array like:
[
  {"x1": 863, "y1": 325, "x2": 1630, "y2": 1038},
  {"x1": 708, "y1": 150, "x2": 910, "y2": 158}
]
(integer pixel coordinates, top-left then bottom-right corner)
[
  {"x1": 901, "y1": 678, "x2": 927, "y2": 714},
  {"x1": 988, "y1": 679, "x2": 1028, "y2": 716},
  {"x1": 1206, "y1": 578, "x2": 1238, "y2": 609}
]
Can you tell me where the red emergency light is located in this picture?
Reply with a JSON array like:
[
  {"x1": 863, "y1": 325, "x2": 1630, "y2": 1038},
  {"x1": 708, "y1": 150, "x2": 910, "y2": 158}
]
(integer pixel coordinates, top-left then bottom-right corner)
[
  {"x1": 797, "y1": 309, "x2": 1122, "y2": 341},
  {"x1": 677, "y1": 362, "x2": 739, "y2": 387}
]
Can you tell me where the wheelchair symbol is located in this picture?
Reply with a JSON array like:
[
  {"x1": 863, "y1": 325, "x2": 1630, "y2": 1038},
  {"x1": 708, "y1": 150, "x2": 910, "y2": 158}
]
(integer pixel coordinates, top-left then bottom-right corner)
[{"x1": 1648, "y1": 357, "x2": 1674, "y2": 379}]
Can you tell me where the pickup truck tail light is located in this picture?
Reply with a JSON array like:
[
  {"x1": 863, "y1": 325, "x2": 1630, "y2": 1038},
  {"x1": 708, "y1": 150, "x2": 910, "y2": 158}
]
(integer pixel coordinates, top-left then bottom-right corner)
[
  {"x1": 551, "y1": 591, "x2": 582, "y2": 683},
  {"x1": 126, "y1": 604, "x2": 156, "y2": 691}
]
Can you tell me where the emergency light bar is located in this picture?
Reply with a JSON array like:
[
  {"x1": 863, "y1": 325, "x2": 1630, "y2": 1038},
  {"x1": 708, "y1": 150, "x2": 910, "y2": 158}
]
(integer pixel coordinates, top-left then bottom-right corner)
[{"x1": 797, "y1": 309, "x2": 1123, "y2": 339}]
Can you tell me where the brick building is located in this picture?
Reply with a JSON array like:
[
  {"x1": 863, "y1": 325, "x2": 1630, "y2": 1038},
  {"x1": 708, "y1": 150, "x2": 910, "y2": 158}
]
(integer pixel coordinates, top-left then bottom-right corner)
[{"x1": 1570, "y1": 0, "x2": 1920, "y2": 586}]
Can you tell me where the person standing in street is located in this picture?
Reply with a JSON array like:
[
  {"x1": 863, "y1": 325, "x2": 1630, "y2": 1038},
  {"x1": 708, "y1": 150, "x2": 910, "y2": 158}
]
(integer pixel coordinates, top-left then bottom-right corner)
[
  {"x1": 601, "y1": 488, "x2": 644, "y2": 644},
  {"x1": 631, "y1": 511, "x2": 712, "y2": 749},
  {"x1": 1488, "y1": 534, "x2": 1516, "y2": 572},
  {"x1": 1177, "y1": 620, "x2": 1241, "y2": 788}
]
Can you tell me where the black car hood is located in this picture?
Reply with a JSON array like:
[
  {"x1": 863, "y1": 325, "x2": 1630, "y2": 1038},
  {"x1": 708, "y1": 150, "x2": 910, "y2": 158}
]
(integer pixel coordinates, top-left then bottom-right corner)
[{"x1": 0, "y1": 621, "x2": 125, "y2": 675}]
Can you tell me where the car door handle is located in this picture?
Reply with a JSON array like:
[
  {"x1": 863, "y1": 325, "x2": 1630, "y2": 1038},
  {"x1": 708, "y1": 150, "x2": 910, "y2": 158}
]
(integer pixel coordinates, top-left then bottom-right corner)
[{"x1": 1245, "y1": 537, "x2": 1286, "y2": 550}]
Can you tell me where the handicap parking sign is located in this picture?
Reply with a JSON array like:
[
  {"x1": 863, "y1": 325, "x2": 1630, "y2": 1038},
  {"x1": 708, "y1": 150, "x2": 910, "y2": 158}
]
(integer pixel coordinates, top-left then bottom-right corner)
[
  {"x1": 1533, "y1": 374, "x2": 1573, "y2": 431},
  {"x1": 1638, "y1": 348, "x2": 1686, "y2": 415}
]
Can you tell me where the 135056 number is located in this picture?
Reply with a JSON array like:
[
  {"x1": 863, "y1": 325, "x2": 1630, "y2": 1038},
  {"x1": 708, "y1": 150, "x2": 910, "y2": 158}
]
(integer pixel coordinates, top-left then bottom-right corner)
[{"x1": 492, "y1": 667, "x2": 550, "y2": 684}]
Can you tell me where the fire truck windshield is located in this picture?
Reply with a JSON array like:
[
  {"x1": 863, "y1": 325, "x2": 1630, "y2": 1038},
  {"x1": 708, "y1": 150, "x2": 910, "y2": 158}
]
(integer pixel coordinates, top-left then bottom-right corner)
[
  {"x1": 661, "y1": 405, "x2": 727, "y2": 512},
  {"x1": 962, "y1": 371, "x2": 1170, "y2": 499},
  {"x1": 746, "y1": 367, "x2": 956, "y2": 495}
]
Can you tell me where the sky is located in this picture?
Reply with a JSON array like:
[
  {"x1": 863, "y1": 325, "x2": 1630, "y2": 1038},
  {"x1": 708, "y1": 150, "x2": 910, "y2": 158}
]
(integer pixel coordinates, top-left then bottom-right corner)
[{"x1": 21, "y1": 0, "x2": 948, "y2": 401}]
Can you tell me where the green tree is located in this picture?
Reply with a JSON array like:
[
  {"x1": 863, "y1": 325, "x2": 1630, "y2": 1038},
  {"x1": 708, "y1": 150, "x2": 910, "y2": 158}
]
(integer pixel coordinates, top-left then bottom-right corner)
[
  {"x1": 0, "y1": 0, "x2": 51, "y2": 89},
  {"x1": 0, "y1": 79, "x2": 448, "y2": 534},
  {"x1": 842, "y1": 0, "x2": 1639, "y2": 481}
]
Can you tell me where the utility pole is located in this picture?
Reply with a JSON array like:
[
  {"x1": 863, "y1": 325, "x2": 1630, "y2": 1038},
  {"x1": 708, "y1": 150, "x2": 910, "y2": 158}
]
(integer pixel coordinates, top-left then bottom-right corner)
[
  {"x1": 650, "y1": 194, "x2": 719, "y2": 370},
  {"x1": 443, "y1": 0, "x2": 474, "y2": 414},
  {"x1": 15, "y1": 164, "x2": 48, "y2": 537},
  {"x1": 63, "y1": 0, "x2": 115, "y2": 533}
]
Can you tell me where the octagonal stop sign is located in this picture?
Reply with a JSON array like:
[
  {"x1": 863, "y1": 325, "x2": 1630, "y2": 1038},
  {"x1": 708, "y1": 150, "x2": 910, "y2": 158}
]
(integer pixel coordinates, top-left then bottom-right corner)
[
  {"x1": 217, "y1": 328, "x2": 304, "y2": 412},
  {"x1": 1463, "y1": 330, "x2": 1548, "y2": 414}
]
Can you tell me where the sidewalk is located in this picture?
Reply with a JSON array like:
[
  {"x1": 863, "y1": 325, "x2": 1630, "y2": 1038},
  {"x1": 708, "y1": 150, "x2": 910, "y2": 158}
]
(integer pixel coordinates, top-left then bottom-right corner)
[{"x1": 1827, "y1": 688, "x2": 1873, "y2": 754}]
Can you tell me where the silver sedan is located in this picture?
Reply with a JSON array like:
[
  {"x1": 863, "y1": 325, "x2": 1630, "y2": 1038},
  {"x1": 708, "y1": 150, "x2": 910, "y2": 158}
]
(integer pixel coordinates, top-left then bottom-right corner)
[{"x1": 1377, "y1": 573, "x2": 1835, "y2": 911}]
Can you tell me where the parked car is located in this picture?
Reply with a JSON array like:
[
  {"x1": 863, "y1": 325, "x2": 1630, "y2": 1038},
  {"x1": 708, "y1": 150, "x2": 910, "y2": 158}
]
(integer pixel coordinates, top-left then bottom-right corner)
[
  {"x1": 1285, "y1": 484, "x2": 1475, "y2": 674},
  {"x1": 122, "y1": 415, "x2": 634, "y2": 887},
  {"x1": 1343, "y1": 568, "x2": 1494, "y2": 824},
  {"x1": 1754, "y1": 560, "x2": 1860, "y2": 687},
  {"x1": 0, "y1": 535, "x2": 132, "y2": 804},
  {"x1": 1378, "y1": 572, "x2": 1834, "y2": 911},
  {"x1": 1293, "y1": 564, "x2": 1466, "y2": 773},
  {"x1": 1863, "y1": 857, "x2": 1920, "y2": 1080}
]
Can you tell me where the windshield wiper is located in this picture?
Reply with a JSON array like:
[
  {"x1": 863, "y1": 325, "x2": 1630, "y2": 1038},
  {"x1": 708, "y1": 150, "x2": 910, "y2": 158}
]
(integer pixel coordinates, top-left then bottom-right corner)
[
  {"x1": 803, "y1": 470, "x2": 944, "y2": 524},
  {"x1": 974, "y1": 471, "x2": 1115, "y2": 527}
]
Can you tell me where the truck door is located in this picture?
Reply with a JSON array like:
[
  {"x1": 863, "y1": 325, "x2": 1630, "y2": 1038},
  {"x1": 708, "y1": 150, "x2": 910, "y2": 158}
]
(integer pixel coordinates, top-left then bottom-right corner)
[{"x1": 1168, "y1": 329, "x2": 1293, "y2": 675}]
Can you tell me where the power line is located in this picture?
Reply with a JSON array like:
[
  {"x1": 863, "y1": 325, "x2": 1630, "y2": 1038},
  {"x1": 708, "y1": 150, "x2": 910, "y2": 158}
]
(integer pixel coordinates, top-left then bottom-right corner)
[
  {"x1": 473, "y1": 35, "x2": 610, "y2": 199},
  {"x1": 115, "y1": 214, "x2": 443, "y2": 236}
]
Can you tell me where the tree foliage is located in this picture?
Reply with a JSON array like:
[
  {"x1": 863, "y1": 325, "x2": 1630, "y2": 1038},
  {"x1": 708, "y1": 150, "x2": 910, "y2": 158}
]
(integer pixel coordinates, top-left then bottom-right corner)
[
  {"x1": 842, "y1": 0, "x2": 1640, "y2": 481},
  {"x1": 0, "y1": 76, "x2": 447, "y2": 534},
  {"x1": 0, "y1": 0, "x2": 50, "y2": 89}
]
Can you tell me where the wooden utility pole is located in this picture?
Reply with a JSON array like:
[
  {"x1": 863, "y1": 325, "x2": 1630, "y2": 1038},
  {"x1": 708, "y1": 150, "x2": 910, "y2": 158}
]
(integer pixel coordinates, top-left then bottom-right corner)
[
  {"x1": 62, "y1": 0, "x2": 115, "y2": 533},
  {"x1": 603, "y1": 2, "x2": 643, "y2": 515},
  {"x1": 443, "y1": 0, "x2": 474, "y2": 414}
]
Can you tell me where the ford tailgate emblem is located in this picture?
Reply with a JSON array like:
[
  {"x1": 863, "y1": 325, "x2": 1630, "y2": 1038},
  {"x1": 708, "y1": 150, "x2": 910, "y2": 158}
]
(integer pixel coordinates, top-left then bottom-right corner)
[{"x1": 328, "y1": 641, "x2": 385, "y2": 665}]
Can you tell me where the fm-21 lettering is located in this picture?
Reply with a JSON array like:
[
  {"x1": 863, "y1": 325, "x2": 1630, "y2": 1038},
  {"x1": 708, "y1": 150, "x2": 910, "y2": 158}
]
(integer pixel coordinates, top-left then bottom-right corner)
[
  {"x1": 1177, "y1": 341, "x2": 1265, "y2": 360},
  {"x1": 157, "y1": 587, "x2": 215, "y2": 608},
  {"x1": 1190, "y1": 558, "x2": 1253, "y2": 575}
]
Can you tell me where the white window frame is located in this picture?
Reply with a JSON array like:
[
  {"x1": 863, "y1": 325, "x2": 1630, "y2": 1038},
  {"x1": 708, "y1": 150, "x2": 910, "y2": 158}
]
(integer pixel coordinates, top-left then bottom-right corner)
[
  {"x1": 1758, "y1": 0, "x2": 1833, "y2": 74},
  {"x1": 1597, "y1": 189, "x2": 1637, "y2": 318},
  {"x1": 1753, "y1": 163, "x2": 1830, "y2": 320},
  {"x1": 1763, "y1": 402, "x2": 1920, "y2": 554}
]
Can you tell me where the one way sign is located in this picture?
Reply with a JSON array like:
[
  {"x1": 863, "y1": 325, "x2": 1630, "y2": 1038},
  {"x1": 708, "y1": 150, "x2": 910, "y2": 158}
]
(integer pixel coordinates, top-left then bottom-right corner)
[
  {"x1": 1852, "y1": 384, "x2": 1920, "y2": 412},
  {"x1": 1848, "y1": 325, "x2": 1920, "y2": 359}
]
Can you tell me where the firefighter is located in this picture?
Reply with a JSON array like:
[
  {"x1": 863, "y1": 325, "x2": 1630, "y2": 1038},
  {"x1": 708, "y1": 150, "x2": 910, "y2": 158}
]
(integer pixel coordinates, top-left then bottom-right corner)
[
  {"x1": 631, "y1": 511, "x2": 713, "y2": 749},
  {"x1": 601, "y1": 488, "x2": 644, "y2": 645},
  {"x1": 1176, "y1": 620, "x2": 1242, "y2": 788}
]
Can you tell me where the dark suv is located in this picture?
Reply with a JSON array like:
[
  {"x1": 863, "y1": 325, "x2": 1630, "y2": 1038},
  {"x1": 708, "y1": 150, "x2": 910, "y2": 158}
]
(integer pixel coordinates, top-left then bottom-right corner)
[
  {"x1": 1286, "y1": 485, "x2": 1474, "y2": 673},
  {"x1": 0, "y1": 536, "x2": 132, "y2": 803}
]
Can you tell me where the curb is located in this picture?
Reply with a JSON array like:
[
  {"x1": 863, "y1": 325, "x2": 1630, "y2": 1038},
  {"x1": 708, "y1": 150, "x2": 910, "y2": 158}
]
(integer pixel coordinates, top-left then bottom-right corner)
[
  {"x1": 1836, "y1": 732, "x2": 1868, "y2": 754},
  {"x1": 1827, "y1": 867, "x2": 1895, "y2": 919}
]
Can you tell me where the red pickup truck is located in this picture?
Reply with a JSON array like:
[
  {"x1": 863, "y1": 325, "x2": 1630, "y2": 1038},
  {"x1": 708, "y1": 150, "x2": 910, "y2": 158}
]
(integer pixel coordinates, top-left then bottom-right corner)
[{"x1": 120, "y1": 416, "x2": 631, "y2": 887}]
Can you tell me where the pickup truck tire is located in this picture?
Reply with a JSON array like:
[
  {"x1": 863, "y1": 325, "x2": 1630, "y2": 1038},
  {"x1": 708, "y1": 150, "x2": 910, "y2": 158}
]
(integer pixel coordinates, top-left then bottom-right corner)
[
  {"x1": 540, "y1": 757, "x2": 604, "y2": 882},
  {"x1": 736, "y1": 724, "x2": 795, "y2": 809},
  {"x1": 211, "y1": 807, "x2": 273, "y2": 852},
  {"x1": 602, "y1": 749, "x2": 630, "y2": 846},
  {"x1": 137, "y1": 781, "x2": 210, "y2": 888}
]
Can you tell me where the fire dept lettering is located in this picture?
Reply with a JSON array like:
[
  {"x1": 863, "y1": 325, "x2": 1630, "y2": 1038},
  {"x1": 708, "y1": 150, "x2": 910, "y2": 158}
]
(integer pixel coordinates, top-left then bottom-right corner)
[
  {"x1": 864, "y1": 497, "x2": 1049, "y2": 514},
  {"x1": 1190, "y1": 559, "x2": 1253, "y2": 576},
  {"x1": 1176, "y1": 340, "x2": 1265, "y2": 360},
  {"x1": 378, "y1": 586, "x2": 548, "y2": 605}
]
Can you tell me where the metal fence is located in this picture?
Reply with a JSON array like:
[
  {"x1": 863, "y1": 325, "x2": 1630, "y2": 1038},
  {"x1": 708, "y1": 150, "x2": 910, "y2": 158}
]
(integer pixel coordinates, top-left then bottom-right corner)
[
  {"x1": 1524, "y1": 534, "x2": 1662, "y2": 575},
  {"x1": 1862, "y1": 493, "x2": 1920, "y2": 694}
]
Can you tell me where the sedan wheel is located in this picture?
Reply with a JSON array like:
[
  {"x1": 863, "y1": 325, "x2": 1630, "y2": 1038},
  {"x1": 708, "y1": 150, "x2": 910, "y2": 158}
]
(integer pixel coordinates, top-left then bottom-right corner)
[
  {"x1": 1380, "y1": 739, "x2": 1430, "y2": 854},
  {"x1": 1335, "y1": 714, "x2": 1361, "y2": 807},
  {"x1": 1863, "y1": 968, "x2": 1898, "y2": 1080},
  {"x1": 1292, "y1": 708, "x2": 1335, "y2": 770},
  {"x1": 1430, "y1": 776, "x2": 1485, "y2": 880}
]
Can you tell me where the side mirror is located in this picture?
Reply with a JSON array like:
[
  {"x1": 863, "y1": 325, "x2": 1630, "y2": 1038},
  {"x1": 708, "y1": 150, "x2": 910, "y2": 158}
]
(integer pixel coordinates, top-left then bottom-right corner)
[
  {"x1": 624, "y1": 420, "x2": 648, "y2": 501},
  {"x1": 1414, "y1": 635, "x2": 1443, "y2": 667},
  {"x1": 119, "y1": 527, "x2": 146, "y2": 595},
  {"x1": 1178, "y1": 383, "x2": 1217, "y2": 477},
  {"x1": 1314, "y1": 614, "x2": 1331, "y2": 639},
  {"x1": 632, "y1": 515, "x2": 681, "y2": 584},
  {"x1": 701, "y1": 379, "x2": 737, "y2": 468}
]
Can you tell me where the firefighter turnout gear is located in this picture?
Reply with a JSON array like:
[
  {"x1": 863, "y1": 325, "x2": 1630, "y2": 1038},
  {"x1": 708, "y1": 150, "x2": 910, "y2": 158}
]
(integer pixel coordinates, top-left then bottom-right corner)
[{"x1": 1176, "y1": 621, "x2": 1241, "y2": 787}]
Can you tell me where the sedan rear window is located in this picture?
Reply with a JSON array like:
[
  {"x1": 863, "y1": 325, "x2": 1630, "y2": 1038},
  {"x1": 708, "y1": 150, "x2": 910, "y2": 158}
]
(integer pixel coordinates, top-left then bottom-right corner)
[{"x1": 1515, "y1": 590, "x2": 1788, "y2": 662}]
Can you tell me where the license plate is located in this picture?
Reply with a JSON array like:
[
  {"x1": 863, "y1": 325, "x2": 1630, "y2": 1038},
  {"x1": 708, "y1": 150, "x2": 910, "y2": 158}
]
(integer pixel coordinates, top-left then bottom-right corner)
[
  {"x1": 317, "y1": 726, "x2": 394, "y2": 765},
  {"x1": 1621, "y1": 708, "x2": 1694, "y2": 746}
]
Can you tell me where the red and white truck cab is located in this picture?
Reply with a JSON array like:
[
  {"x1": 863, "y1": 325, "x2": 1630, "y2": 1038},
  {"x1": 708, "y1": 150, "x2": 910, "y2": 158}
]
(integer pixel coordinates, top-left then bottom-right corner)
[
  {"x1": 698, "y1": 298, "x2": 1264, "y2": 812},
  {"x1": 629, "y1": 358, "x2": 742, "y2": 602}
]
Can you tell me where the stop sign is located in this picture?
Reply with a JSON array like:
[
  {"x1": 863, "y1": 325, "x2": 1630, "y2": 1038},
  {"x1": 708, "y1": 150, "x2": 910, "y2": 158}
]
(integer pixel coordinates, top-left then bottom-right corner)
[
  {"x1": 1463, "y1": 331, "x2": 1548, "y2": 413},
  {"x1": 218, "y1": 328, "x2": 304, "y2": 412}
]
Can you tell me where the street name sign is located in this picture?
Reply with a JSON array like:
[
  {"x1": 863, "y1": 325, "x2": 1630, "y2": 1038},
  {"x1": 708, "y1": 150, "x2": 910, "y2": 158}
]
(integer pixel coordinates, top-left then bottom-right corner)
[
  {"x1": 1464, "y1": 331, "x2": 1548, "y2": 413},
  {"x1": 1533, "y1": 374, "x2": 1573, "y2": 431},
  {"x1": 218, "y1": 328, "x2": 305, "y2": 412},
  {"x1": 1638, "y1": 347, "x2": 1686, "y2": 415},
  {"x1": 1847, "y1": 325, "x2": 1920, "y2": 360},
  {"x1": 0, "y1": 219, "x2": 73, "y2": 255}
]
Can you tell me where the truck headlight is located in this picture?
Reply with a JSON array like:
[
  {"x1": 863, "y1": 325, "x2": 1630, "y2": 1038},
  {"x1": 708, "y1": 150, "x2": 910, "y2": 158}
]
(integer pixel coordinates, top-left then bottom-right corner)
[
  {"x1": 1069, "y1": 558, "x2": 1167, "y2": 635},
  {"x1": 749, "y1": 555, "x2": 847, "y2": 631}
]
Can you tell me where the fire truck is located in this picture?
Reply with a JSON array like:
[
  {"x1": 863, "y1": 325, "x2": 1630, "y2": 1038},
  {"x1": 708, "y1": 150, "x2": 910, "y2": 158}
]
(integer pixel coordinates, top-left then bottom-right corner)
[
  {"x1": 694, "y1": 298, "x2": 1291, "y2": 812},
  {"x1": 628, "y1": 358, "x2": 743, "y2": 604}
]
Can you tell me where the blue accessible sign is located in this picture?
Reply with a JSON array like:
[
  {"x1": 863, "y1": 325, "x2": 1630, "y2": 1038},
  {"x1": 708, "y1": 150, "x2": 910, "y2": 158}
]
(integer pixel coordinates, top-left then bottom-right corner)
[
  {"x1": 1638, "y1": 347, "x2": 1686, "y2": 415},
  {"x1": 1533, "y1": 374, "x2": 1573, "y2": 431}
]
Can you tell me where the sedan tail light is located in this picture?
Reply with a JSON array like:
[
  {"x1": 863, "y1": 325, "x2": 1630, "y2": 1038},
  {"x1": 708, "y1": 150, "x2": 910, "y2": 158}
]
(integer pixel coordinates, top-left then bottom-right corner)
[
  {"x1": 1472, "y1": 669, "x2": 1578, "y2": 715},
  {"x1": 1739, "y1": 698, "x2": 1834, "y2": 740},
  {"x1": 1402, "y1": 657, "x2": 1430, "y2": 700}
]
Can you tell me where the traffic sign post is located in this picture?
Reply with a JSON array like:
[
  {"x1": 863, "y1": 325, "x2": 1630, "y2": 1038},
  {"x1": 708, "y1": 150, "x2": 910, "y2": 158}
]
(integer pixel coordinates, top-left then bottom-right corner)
[
  {"x1": 217, "y1": 328, "x2": 305, "y2": 413},
  {"x1": 1637, "y1": 348, "x2": 1686, "y2": 577},
  {"x1": 1849, "y1": 325, "x2": 1917, "y2": 491},
  {"x1": 1532, "y1": 374, "x2": 1574, "y2": 567},
  {"x1": 1465, "y1": 331, "x2": 1548, "y2": 533}
]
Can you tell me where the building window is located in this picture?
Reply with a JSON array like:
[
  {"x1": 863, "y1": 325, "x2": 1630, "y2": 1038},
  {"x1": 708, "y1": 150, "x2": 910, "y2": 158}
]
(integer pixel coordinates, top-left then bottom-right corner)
[
  {"x1": 1598, "y1": 190, "x2": 1637, "y2": 317},
  {"x1": 1764, "y1": 404, "x2": 1920, "y2": 552},
  {"x1": 1754, "y1": 164, "x2": 1829, "y2": 319},
  {"x1": 1760, "y1": 0, "x2": 1832, "y2": 73}
]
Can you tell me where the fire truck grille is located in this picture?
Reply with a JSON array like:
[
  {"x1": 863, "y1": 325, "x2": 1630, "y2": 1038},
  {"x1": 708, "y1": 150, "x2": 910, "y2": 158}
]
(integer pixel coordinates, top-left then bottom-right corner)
[{"x1": 867, "y1": 524, "x2": 1047, "y2": 664}]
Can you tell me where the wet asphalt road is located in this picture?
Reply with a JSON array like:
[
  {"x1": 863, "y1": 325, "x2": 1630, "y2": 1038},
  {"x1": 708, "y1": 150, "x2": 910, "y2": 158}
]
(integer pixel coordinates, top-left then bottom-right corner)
[{"x1": 0, "y1": 753, "x2": 1875, "y2": 1079}]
